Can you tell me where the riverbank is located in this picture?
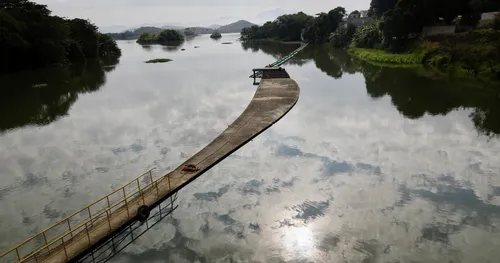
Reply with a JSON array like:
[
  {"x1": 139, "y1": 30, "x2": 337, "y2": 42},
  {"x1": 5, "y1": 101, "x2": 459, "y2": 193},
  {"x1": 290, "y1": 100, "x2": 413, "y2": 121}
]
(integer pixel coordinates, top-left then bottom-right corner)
[
  {"x1": 349, "y1": 36, "x2": 500, "y2": 79},
  {"x1": 348, "y1": 48, "x2": 423, "y2": 65}
]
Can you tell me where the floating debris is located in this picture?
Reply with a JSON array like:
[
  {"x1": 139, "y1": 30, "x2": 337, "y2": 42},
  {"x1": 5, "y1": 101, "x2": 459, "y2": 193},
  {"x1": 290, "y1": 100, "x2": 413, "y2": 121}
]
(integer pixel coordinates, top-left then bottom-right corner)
[
  {"x1": 221, "y1": 42, "x2": 233, "y2": 45},
  {"x1": 145, "y1": 58, "x2": 172, "y2": 63}
]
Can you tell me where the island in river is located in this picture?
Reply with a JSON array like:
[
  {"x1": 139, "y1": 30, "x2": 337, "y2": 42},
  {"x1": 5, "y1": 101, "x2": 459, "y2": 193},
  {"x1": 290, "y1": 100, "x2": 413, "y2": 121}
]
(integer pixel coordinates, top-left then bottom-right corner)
[{"x1": 137, "y1": 29, "x2": 185, "y2": 45}]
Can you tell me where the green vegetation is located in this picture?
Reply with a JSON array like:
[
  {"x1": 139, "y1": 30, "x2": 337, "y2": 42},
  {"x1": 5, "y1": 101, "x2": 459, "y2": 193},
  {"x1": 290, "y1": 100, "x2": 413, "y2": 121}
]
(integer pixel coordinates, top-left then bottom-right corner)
[
  {"x1": 145, "y1": 58, "x2": 172, "y2": 63},
  {"x1": 351, "y1": 23, "x2": 382, "y2": 49},
  {"x1": 331, "y1": 24, "x2": 357, "y2": 48},
  {"x1": 241, "y1": 12, "x2": 314, "y2": 42},
  {"x1": 349, "y1": 48, "x2": 424, "y2": 64},
  {"x1": 0, "y1": 0, "x2": 121, "y2": 73},
  {"x1": 341, "y1": 0, "x2": 500, "y2": 79},
  {"x1": 302, "y1": 7, "x2": 347, "y2": 43},
  {"x1": 210, "y1": 32, "x2": 222, "y2": 39},
  {"x1": 137, "y1": 29, "x2": 185, "y2": 45},
  {"x1": 241, "y1": 9, "x2": 346, "y2": 43}
]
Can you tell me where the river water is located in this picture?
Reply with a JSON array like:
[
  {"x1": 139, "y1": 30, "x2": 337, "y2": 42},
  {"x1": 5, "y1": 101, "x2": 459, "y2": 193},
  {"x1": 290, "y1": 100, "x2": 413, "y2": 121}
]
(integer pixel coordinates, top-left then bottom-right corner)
[{"x1": 1, "y1": 34, "x2": 500, "y2": 263}]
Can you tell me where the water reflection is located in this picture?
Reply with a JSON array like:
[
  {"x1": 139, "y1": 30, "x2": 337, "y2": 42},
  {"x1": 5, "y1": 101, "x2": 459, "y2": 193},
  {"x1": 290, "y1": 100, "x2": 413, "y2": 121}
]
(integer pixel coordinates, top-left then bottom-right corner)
[
  {"x1": 141, "y1": 45, "x2": 153, "y2": 52},
  {"x1": 0, "y1": 60, "x2": 114, "y2": 133},
  {"x1": 2, "y1": 37, "x2": 500, "y2": 263},
  {"x1": 243, "y1": 42, "x2": 500, "y2": 137},
  {"x1": 161, "y1": 45, "x2": 182, "y2": 52}
]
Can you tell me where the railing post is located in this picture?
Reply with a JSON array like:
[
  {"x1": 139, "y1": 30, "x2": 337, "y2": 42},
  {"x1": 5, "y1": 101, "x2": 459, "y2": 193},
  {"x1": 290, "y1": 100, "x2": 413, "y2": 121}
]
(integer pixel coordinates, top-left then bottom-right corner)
[
  {"x1": 106, "y1": 210, "x2": 112, "y2": 231},
  {"x1": 107, "y1": 196, "x2": 111, "y2": 209},
  {"x1": 137, "y1": 178, "x2": 145, "y2": 205},
  {"x1": 123, "y1": 188, "x2": 130, "y2": 218},
  {"x1": 62, "y1": 237, "x2": 69, "y2": 261},
  {"x1": 150, "y1": 170, "x2": 159, "y2": 197},
  {"x1": 85, "y1": 222, "x2": 91, "y2": 246},
  {"x1": 42, "y1": 232, "x2": 49, "y2": 253},
  {"x1": 15, "y1": 247, "x2": 21, "y2": 261},
  {"x1": 88, "y1": 207, "x2": 92, "y2": 226},
  {"x1": 67, "y1": 219, "x2": 73, "y2": 237}
]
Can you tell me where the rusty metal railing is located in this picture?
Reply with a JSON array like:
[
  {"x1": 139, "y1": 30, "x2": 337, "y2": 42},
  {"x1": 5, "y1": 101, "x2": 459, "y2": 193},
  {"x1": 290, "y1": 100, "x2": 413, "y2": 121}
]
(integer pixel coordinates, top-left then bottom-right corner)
[{"x1": 0, "y1": 167, "x2": 176, "y2": 263}]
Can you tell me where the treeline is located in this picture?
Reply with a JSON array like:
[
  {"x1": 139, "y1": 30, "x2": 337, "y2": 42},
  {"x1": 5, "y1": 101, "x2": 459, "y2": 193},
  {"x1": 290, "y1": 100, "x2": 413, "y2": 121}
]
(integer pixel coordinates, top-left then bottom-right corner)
[
  {"x1": 137, "y1": 29, "x2": 185, "y2": 45},
  {"x1": 361, "y1": 0, "x2": 500, "y2": 51},
  {"x1": 0, "y1": 0, "x2": 121, "y2": 73},
  {"x1": 241, "y1": 9, "x2": 347, "y2": 43}
]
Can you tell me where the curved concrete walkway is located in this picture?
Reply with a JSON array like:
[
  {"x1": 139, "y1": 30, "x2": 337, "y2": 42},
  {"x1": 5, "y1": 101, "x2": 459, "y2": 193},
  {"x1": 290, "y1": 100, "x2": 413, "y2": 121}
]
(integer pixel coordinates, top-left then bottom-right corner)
[{"x1": 37, "y1": 74, "x2": 300, "y2": 263}]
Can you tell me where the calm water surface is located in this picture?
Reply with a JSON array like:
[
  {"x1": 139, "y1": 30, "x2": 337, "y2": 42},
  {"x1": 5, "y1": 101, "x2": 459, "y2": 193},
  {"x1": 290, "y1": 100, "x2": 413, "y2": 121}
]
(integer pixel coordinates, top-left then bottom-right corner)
[{"x1": 1, "y1": 34, "x2": 500, "y2": 262}]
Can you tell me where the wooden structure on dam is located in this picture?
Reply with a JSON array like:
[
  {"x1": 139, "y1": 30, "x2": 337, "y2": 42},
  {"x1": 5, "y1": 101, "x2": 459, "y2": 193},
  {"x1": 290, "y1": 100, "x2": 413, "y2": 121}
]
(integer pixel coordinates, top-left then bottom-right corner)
[{"x1": 0, "y1": 63, "x2": 301, "y2": 262}]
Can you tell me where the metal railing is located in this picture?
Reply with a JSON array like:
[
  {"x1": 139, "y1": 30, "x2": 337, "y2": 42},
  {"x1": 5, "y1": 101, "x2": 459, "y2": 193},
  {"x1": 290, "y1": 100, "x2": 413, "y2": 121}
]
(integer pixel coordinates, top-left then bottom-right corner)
[{"x1": 0, "y1": 167, "x2": 175, "y2": 263}]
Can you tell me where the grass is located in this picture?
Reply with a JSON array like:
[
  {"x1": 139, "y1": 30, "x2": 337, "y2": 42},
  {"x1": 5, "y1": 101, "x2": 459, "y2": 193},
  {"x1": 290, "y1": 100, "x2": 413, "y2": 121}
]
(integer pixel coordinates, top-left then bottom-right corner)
[
  {"x1": 349, "y1": 48, "x2": 424, "y2": 64},
  {"x1": 145, "y1": 58, "x2": 172, "y2": 63}
]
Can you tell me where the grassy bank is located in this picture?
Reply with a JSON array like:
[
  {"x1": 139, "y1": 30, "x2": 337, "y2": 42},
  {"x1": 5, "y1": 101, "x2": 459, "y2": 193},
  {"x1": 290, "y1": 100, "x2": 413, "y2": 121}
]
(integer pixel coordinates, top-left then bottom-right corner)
[
  {"x1": 349, "y1": 38, "x2": 500, "y2": 80},
  {"x1": 349, "y1": 48, "x2": 423, "y2": 65}
]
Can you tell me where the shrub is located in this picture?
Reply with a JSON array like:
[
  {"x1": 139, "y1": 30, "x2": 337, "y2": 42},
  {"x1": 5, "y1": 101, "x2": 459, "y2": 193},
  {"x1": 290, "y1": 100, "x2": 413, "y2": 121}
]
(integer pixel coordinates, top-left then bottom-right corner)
[{"x1": 351, "y1": 23, "x2": 382, "y2": 49}]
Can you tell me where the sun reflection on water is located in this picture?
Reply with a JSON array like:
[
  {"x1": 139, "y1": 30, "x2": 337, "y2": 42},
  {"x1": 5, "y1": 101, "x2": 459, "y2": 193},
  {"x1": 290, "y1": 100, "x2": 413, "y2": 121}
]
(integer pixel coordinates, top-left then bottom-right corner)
[{"x1": 282, "y1": 226, "x2": 316, "y2": 258}]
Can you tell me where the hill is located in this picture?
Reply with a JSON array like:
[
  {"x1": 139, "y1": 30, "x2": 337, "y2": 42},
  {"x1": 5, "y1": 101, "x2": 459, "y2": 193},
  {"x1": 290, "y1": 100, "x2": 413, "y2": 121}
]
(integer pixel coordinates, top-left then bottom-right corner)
[
  {"x1": 107, "y1": 20, "x2": 258, "y2": 40},
  {"x1": 217, "y1": 20, "x2": 256, "y2": 33}
]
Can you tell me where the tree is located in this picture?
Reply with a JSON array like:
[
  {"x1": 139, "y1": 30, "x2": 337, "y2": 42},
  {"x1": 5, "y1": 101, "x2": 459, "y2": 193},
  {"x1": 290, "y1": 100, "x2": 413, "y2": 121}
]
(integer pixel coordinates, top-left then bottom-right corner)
[
  {"x1": 0, "y1": 0, "x2": 121, "y2": 73},
  {"x1": 303, "y1": 7, "x2": 347, "y2": 43},
  {"x1": 369, "y1": 0, "x2": 399, "y2": 17},
  {"x1": 240, "y1": 12, "x2": 314, "y2": 41},
  {"x1": 331, "y1": 24, "x2": 357, "y2": 48},
  {"x1": 68, "y1": 18, "x2": 99, "y2": 58},
  {"x1": 136, "y1": 29, "x2": 184, "y2": 44}
]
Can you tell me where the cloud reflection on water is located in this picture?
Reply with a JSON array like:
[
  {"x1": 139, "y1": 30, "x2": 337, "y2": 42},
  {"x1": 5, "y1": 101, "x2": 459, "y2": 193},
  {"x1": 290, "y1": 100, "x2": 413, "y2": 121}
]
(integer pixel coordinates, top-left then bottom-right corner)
[{"x1": 1, "y1": 35, "x2": 500, "y2": 262}]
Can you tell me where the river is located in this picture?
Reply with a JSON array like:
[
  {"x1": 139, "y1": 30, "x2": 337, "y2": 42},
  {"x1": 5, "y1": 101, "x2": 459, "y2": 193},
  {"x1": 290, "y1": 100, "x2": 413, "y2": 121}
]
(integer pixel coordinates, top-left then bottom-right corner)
[{"x1": 1, "y1": 33, "x2": 500, "y2": 263}]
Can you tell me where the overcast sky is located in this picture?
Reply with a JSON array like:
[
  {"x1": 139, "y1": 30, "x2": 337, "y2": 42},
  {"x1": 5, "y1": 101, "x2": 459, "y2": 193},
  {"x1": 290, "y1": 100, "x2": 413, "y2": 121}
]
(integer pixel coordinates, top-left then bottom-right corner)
[{"x1": 34, "y1": 0, "x2": 370, "y2": 32}]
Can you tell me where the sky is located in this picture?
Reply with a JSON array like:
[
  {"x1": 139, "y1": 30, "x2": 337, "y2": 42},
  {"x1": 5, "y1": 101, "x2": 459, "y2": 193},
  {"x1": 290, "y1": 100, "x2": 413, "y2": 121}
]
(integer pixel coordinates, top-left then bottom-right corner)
[{"x1": 34, "y1": 0, "x2": 371, "y2": 32}]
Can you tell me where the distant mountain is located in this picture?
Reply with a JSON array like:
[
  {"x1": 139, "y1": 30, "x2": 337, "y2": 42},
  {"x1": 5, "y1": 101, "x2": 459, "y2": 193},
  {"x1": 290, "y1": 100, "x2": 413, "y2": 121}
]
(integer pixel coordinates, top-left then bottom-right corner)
[
  {"x1": 107, "y1": 26, "x2": 173, "y2": 40},
  {"x1": 207, "y1": 24, "x2": 221, "y2": 29},
  {"x1": 107, "y1": 20, "x2": 257, "y2": 40},
  {"x1": 217, "y1": 20, "x2": 256, "y2": 33}
]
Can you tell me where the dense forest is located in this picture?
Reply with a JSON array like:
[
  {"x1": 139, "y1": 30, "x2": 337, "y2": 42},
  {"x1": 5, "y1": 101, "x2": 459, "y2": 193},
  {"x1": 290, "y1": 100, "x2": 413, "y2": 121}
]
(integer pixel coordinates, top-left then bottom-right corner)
[
  {"x1": 0, "y1": 0, "x2": 121, "y2": 73},
  {"x1": 136, "y1": 29, "x2": 185, "y2": 45}
]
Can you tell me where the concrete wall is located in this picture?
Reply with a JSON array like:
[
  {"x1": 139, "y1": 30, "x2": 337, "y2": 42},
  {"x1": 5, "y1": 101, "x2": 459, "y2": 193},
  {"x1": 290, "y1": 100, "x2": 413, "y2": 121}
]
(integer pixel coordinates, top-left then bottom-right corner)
[
  {"x1": 422, "y1": 25, "x2": 456, "y2": 37},
  {"x1": 479, "y1": 12, "x2": 498, "y2": 27}
]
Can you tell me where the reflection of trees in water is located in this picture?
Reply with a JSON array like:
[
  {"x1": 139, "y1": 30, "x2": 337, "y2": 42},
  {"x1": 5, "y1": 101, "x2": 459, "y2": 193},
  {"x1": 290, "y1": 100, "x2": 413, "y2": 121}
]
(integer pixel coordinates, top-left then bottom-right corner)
[
  {"x1": 161, "y1": 43, "x2": 183, "y2": 52},
  {"x1": 359, "y1": 63, "x2": 500, "y2": 136},
  {"x1": 0, "y1": 59, "x2": 112, "y2": 132},
  {"x1": 240, "y1": 41, "x2": 311, "y2": 66},
  {"x1": 240, "y1": 42, "x2": 357, "y2": 76},
  {"x1": 141, "y1": 45, "x2": 153, "y2": 52},
  {"x1": 240, "y1": 41, "x2": 500, "y2": 137}
]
